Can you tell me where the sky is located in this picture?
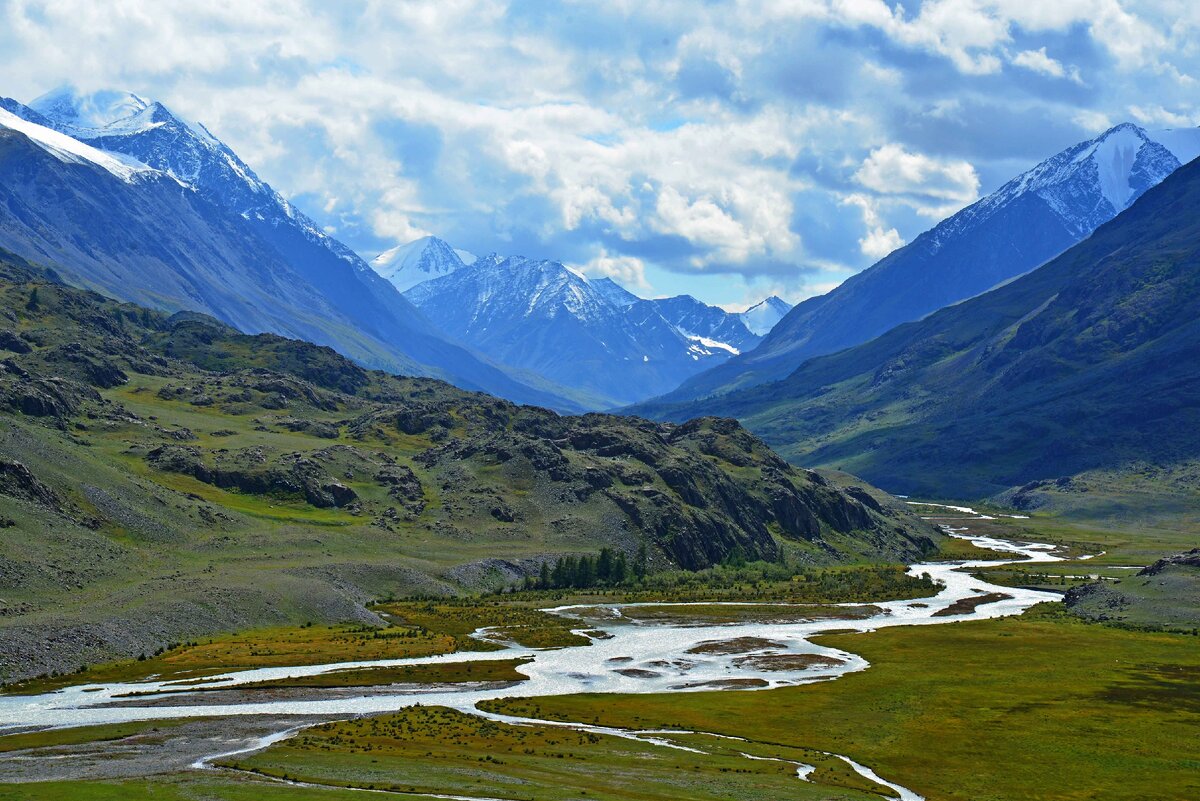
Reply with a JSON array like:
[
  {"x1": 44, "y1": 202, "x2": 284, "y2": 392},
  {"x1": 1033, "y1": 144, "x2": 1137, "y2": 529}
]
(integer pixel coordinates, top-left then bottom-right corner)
[{"x1": 2, "y1": 1, "x2": 1199, "y2": 310}]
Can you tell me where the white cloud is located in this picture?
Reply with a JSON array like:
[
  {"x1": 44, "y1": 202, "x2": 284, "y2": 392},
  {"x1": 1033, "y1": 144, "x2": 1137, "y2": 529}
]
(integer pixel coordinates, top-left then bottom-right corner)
[
  {"x1": 842, "y1": 194, "x2": 905, "y2": 260},
  {"x1": 1128, "y1": 104, "x2": 1200, "y2": 128},
  {"x1": 858, "y1": 225, "x2": 905, "y2": 259},
  {"x1": 577, "y1": 250, "x2": 651, "y2": 290},
  {"x1": 1012, "y1": 47, "x2": 1065, "y2": 78},
  {"x1": 853, "y1": 145, "x2": 980, "y2": 204},
  {"x1": 1, "y1": 0, "x2": 1198, "y2": 305}
]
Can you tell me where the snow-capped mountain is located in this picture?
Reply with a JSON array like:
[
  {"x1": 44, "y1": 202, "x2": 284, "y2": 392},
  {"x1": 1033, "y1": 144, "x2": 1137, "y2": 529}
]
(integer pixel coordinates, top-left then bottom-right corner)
[
  {"x1": 639, "y1": 295, "x2": 761, "y2": 355},
  {"x1": 648, "y1": 122, "x2": 1200, "y2": 405},
  {"x1": 403, "y1": 254, "x2": 765, "y2": 407},
  {"x1": 371, "y1": 236, "x2": 474, "y2": 293},
  {"x1": 0, "y1": 88, "x2": 580, "y2": 410},
  {"x1": 0, "y1": 105, "x2": 154, "y2": 182},
  {"x1": 738, "y1": 296, "x2": 791, "y2": 335}
]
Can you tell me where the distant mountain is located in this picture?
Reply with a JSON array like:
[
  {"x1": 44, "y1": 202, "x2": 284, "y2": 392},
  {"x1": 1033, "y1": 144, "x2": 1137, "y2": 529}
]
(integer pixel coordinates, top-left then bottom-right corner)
[
  {"x1": 0, "y1": 88, "x2": 578, "y2": 411},
  {"x1": 637, "y1": 295, "x2": 760, "y2": 355},
  {"x1": 636, "y1": 154, "x2": 1200, "y2": 498},
  {"x1": 738, "y1": 296, "x2": 791, "y2": 335},
  {"x1": 649, "y1": 123, "x2": 1200, "y2": 404},
  {"x1": 371, "y1": 236, "x2": 475, "y2": 293},
  {"x1": 403, "y1": 254, "x2": 765, "y2": 408}
]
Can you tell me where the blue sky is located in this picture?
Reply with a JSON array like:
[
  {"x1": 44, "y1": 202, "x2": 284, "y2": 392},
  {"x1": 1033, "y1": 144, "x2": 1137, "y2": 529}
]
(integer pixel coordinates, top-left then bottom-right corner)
[{"x1": 3, "y1": 1, "x2": 1199, "y2": 309}]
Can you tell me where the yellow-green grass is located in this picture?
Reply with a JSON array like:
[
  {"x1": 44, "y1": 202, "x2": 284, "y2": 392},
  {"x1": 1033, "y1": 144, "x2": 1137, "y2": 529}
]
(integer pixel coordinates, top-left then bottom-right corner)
[
  {"x1": 0, "y1": 775, "x2": 376, "y2": 801},
  {"x1": 161, "y1": 658, "x2": 532, "y2": 692},
  {"x1": 0, "y1": 720, "x2": 191, "y2": 753},
  {"x1": 3, "y1": 624, "x2": 457, "y2": 695},
  {"x1": 485, "y1": 606, "x2": 1200, "y2": 801},
  {"x1": 230, "y1": 706, "x2": 878, "y2": 801},
  {"x1": 378, "y1": 601, "x2": 592, "y2": 649}
]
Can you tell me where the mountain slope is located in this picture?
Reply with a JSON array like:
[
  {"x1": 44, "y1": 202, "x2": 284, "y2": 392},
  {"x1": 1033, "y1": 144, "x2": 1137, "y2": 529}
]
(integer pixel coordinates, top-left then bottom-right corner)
[
  {"x1": 0, "y1": 251, "x2": 937, "y2": 680},
  {"x1": 0, "y1": 89, "x2": 578, "y2": 411},
  {"x1": 637, "y1": 155, "x2": 1200, "y2": 498},
  {"x1": 404, "y1": 255, "x2": 762, "y2": 407},
  {"x1": 650, "y1": 123, "x2": 1200, "y2": 404}
]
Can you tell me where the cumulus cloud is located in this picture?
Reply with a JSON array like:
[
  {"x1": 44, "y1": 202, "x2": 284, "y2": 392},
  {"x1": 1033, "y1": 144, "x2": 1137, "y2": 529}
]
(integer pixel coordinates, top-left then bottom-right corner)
[
  {"x1": 1012, "y1": 47, "x2": 1066, "y2": 78},
  {"x1": 0, "y1": 0, "x2": 1197, "y2": 305},
  {"x1": 854, "y1": 144, "x2": 981, "y2": 209},
  {"x1": 842, "y1": 194, "x2": 905, "y2": 260},
  {"x1": 576, "y1": 250, "x2": 651, "y2": 290}
]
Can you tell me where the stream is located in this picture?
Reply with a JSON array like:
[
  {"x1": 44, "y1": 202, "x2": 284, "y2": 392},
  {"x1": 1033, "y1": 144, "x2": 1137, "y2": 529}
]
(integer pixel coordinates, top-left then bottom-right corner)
[{"x1": 0, "y1": 505, "x2": 1069, "y2": 799}]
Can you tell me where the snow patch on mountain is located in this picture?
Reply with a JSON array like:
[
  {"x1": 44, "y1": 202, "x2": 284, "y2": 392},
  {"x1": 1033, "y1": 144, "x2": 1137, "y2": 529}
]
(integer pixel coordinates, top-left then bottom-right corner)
[
  {"x1": 685, "y1": 334, "x2": 740, "y2": 356},
  {"x1": 589, "y1": 277, "x2": 641, "y2": 308},
  {"x1": 0, "y1": 106, "x2": 154, "y2": 183}
]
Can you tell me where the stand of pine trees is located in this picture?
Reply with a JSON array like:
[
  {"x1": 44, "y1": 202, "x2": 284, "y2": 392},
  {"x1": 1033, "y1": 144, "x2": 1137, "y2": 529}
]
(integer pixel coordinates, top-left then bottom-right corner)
[{"x1": 526, "y1": 546, "x2": 644, "y2": 590}]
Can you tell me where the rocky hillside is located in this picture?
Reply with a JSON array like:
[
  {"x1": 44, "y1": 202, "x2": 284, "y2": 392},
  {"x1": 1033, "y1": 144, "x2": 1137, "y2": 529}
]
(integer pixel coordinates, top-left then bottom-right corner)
[
  {"x1": 0, "y1": 252, "x2": 937, "y2": 681},
  {"x1": 1066, "y1": 550, "x2": 1200, "y2": 631}
]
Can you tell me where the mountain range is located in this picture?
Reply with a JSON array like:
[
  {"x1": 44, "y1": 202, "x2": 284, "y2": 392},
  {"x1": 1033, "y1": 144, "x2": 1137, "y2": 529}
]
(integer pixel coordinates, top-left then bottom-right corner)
[
  {"x1": 0, "y1": 88, "x2": 791, "y2": 413},
  {"x1": 634, "y1": 150, "x2": 1200, "y2": 499},
  {"x1": 368, "y1": 237, "x2": 788, "y2": 408},
  {"x1": 0, "y1": 88, "x2": 583, "y2": 411},
  {"x1": 647, "y1": 122, "x2": 1200, "y2": 405}
]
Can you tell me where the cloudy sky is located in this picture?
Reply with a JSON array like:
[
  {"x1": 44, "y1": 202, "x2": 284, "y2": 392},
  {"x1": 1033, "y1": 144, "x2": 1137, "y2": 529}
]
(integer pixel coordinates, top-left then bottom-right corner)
[{"x1": 3, "y1": 1, "x2": 1198, "y2": 308}]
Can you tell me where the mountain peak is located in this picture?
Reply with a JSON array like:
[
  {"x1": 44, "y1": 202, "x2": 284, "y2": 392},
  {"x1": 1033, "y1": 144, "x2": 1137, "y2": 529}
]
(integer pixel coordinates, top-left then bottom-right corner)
[
  {"x1": 371, "y1": 236, "x2": 469, "y2": 293},
  {"x1": 29, "y1": 86, "x2": 153, "y2": 132},
  {"x1": 739, "y1": 295, "x2": 792, "y2": 335}
]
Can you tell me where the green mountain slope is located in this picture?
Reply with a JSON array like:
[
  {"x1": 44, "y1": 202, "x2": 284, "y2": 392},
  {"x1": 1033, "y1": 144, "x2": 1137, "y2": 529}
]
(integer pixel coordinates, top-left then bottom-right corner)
[
  {"x1": 0, "y1": 253, "x2": 936, "y2": 682},
  {"x1": 634, "y1": 157, "x2": 1200, "y2": 499}
]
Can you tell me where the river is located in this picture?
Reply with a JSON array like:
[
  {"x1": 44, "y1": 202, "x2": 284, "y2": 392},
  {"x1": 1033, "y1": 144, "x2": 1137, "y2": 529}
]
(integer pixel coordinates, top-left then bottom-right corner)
[{"x1": 0, "y1": 506, "x2": 1070, "y2": 799}]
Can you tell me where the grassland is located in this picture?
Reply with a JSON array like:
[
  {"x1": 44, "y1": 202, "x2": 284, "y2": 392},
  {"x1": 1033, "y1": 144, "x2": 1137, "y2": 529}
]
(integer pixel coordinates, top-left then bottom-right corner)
[
  {"x1": 483, "y1": 605, "x2": 1200, "y2": 801},
  {"x1": 0, "y1": 720, "x2": 192, "y2": 753},
  {"x1": 2, "y1": 623, "x2": 457, "y2": 695},
  {"x1": 0, "y1": 776, "x2": 377, "y2": 801},
  {"x1": 229, "y1": 706, "x2": 881, "y2": 801},
  {"x1": 377, "y1": 601, "x2": 592, "y2": 649}
]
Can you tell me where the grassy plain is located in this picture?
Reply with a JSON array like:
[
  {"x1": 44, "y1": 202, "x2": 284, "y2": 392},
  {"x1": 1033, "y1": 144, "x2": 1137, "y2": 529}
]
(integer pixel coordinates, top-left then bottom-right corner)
[{"x1": 230, "y1": 706, "x2": 881, "y2": 801}]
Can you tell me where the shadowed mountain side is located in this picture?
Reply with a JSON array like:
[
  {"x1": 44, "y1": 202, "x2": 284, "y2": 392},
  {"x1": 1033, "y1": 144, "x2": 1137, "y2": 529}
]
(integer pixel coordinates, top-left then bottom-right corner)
[{"x1": 632, "y1": 156, "x2": 1200, "y2": 499}]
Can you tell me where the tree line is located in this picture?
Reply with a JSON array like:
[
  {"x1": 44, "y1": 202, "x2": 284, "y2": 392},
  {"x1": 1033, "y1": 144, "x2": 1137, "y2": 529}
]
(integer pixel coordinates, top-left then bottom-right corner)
[{"x1": 524, "y1": 545, "x2": 648, "y2": 590}]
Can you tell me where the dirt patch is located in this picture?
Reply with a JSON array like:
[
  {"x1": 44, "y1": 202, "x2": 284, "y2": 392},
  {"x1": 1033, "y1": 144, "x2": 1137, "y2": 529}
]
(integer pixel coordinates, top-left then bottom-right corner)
[
  {"x1": 733, "y1": 653, "x2": 844, "y2": 672},
  {"x1": 614, "y1": 668, "x2": 661, "y2": 679},
  {"x1": 670, "y1": 678, "x2": 770, "y2": 690},
  {"x1": 686, "y1": 637, "x2": 785, "y2": 656},
  {"x1": 932, "y1": 592, "x2": 1012, "y2": 617}
]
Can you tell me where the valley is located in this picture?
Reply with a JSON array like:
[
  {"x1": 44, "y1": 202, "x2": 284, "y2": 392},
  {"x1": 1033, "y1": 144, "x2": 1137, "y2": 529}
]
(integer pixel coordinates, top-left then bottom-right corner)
[
  {"x1": 2, "y1": 13, "x2": 1199, "y2": 801},
  {"x1": 0, "y1": 510, "x2": 1196, "y2": 800}
]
